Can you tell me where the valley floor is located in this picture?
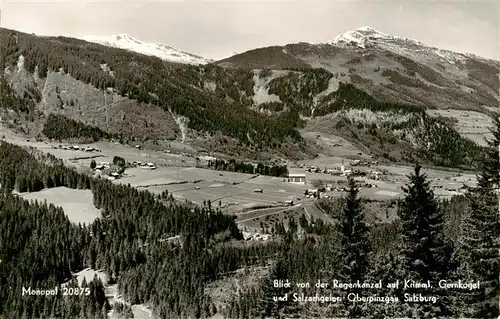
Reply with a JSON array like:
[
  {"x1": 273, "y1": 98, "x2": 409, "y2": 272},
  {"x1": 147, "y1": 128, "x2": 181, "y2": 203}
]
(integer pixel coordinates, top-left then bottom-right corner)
[
  {"x1": 0, "y1": 123, "x2": 479, "y2": 318},
  {"x1": 1, "y1": 123, "x2": 476, "y2": 225}
]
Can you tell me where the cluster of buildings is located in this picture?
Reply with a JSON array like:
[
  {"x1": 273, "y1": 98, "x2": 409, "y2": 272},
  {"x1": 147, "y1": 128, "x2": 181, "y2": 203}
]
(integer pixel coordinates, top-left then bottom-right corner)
[
  {"x1": 54, "y1": 145, "x2": 101, "y2": 152},
  {"x1": 94, "y1": 161, "x2": 110, "y2": 170},
  {"x1": 132, "y1": 160, "x2": 157, "y2": 170},
  {"x1": 302, "y1": 182, "x2": 379, "y2": 199},
  {"x1": 92, "y1": 162, "x2": 122, "y2": 180},
  {"x1": 297, "y1": 162, "x2": 354, "y2": 177},
  {"x1": 288, "y1": 159, "x2": 386, "y2": 186}
]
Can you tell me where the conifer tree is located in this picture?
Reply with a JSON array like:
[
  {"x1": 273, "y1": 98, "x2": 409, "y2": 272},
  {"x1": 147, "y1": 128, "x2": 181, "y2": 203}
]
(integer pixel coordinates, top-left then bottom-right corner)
[
  {"x1": 454, "y1": 190, "x2": 499, "y2": 318},
  {"x1": 398, "y1": 164, "x2": 454, "y2": 317},
  {"x1": 341, "y1": 177, "x2": 370, "y2": 281},
  {"x1": 455, "y1": 117, "x2": 500, "y2": 318},
  {"x1": 339, "y1": 177, "x2": 370, "y2": 317},
  {"x1": 477, "y1": 116, "x2": 500, "y2": 190},
  {"x1": 257, "y1": 259, "x2": 291, "y2": 319}
]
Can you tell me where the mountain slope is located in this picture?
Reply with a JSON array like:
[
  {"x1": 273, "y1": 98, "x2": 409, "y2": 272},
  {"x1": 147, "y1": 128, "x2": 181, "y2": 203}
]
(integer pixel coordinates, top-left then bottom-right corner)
[
  {"x1": 218, "y1": 27, "x2": 499, "y2": 115},
  {"x1": 0, "y1": 27, "x2": 494, "y2": 168},
  {"x1": 0, "y1": 28, "x2": 310, "y2": 160},
  {"x1": 329, "y1": 26, "x2": 492, "y2": 64},
  {"x1": 81, "y1": 34, "x2": 214, "y2": 65}
]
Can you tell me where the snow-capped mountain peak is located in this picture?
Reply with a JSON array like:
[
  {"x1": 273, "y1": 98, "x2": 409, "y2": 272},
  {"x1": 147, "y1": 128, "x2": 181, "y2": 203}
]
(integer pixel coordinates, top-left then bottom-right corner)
[
  {"x1": 327, "y1": 26, "x2": 475, "y2": 65},
  {"x1": 110, "y1": 34, "x2": 140, "y2": 43},
  {"x1": 81, "y1": 34, "x2": 213, "y2": 65},
  {"x1": 329, "y1": 26, "x2": 425, "y2": 49}
]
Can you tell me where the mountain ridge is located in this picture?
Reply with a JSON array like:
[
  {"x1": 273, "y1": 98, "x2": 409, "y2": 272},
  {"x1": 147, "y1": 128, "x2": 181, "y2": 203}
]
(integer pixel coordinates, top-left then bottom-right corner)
[
  {"x1": 217, "y1": 27, "x2": 499, "y2": 116},
  {"x1": 0, "y1": 27, "x2": 497, "y2": 169},
  {"x1": 81, "y1": 33, "x2": 214, "y2": 65},
  {"x1": 327, "y1": 26, "x2": 496, "y2": 64}
]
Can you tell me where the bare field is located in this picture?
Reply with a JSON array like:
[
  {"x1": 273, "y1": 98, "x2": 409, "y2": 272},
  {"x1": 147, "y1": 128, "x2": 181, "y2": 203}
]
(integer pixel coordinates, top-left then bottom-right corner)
[
  {"x1": 120, "y1": 166, "x2": 253, "y2": 187},
  {"x1": 236, "y1": 206, "x2": 295, "y2": 224},
  {"x1": 235, "y1": 201, "x2": 336, "y2": 231},
  {"x1": 239, "y1": 206, "x2": 305, "y2": 230},
  {"x1": 20, "y1": 187, "x2": 100, "y2": 224}
]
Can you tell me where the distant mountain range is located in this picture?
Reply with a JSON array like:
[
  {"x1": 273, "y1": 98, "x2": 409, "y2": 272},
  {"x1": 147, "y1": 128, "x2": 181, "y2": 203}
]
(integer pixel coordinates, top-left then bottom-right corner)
[
  {"x1": 81, "y1": 34, "x2": 214, "y2": 65},
  {"x1": 0, "y1": 26, "x2": 498, "y2": 168},
  {"x1": 82, "y1": 27, "x2": 496, "y2": 67},
  {"x1": 329, "y1": 26, "x2": 485, "y2": 62},
  {"x1": 218, "y1": 26, "x2": 498, "y2": 115}
]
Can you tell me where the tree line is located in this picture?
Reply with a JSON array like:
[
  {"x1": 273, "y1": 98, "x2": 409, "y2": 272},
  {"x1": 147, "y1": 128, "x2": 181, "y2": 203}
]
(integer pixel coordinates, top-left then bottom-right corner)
[
  {"x1": 207, "y1": 158, "x2": 288, "y2": 177},
  {"x1": 42, "y1": 113, "x2": 114, "y2": 142}
]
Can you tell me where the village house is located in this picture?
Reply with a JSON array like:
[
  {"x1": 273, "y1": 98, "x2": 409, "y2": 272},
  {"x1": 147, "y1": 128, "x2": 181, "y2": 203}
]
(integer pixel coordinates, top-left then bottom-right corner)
[{"x1": 288, "y1": 173, "x2": 306, "y2": 184}]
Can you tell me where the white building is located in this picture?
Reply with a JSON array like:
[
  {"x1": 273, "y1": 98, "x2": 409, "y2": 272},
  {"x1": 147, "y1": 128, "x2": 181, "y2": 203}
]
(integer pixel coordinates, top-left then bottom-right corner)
[
  {"x1": 343, "y1": 169, "x2": 352, "y2": 176},
  {"x1": 288, "y1": 173, "x2": 306, "y2": 184}
]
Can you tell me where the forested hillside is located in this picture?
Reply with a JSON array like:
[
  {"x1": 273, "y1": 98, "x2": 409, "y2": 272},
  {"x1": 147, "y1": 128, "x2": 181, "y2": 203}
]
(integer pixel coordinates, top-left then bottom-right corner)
[
  {"x1": 303, "y1": 83, "x2": 486, "y2": 169},
  {"x1": 0, "y1": 28, "x2": 303, "y2": 153},
  {"x1": 1, "y1": 24, "x2": 498, "y2": 319},
  {"x1": 0, "y1": 141, "x2": 278, "y2": 318},
  {"x1": 42, "y1": 113, "x2": 115, "y2": 142},
  {"x1": 218, "y1": 37, "x2": 499, "y2": 114},
  {"x1": 0, "y1": 28, "x2": 495, "y2": 169},
  {"x1": 1, "y1": 28, "x2": 494, "y2": 168},
  {"x1": 1, "y1": 119, "x2": 499, "y2": 318}
]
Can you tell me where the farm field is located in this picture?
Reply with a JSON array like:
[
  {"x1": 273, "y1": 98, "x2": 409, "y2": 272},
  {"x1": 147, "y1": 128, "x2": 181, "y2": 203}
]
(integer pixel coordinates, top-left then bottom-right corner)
[
  {"x1": 115, "y1": 167, "x2": 309, "y2": 209},
  {"x1": 20, "y1": 187, "x2": 101, "y2": 224},
  {"x1": 1, "y1": 123, "x2": 477, "y2": 228},
  {"x1": 426, "y1": 109, "x2": 495, "y2": 146}
]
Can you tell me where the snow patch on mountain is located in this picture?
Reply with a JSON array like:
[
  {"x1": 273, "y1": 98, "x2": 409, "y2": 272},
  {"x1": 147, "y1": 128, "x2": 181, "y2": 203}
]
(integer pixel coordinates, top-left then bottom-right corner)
[
  {"x1": 329, "y1": 26, "x2": 470, "y2": 64},
  {"x1": 330, "y1": 26, "x2": 425, "y2": 49},
  {"x1": 81, "y1": 34, "x2": 213, "y2": 65}
]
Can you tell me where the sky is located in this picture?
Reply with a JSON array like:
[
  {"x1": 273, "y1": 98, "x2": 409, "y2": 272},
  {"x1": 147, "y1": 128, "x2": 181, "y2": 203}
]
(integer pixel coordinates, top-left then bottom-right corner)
[{"x1": 1, "y1": 0, "x2": 499, "y2": 60}]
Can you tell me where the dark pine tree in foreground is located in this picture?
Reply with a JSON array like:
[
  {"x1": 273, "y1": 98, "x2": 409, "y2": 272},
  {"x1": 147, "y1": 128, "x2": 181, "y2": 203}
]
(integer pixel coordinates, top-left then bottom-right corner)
[
  {"x1": 455, "y1": 117, "x2": 500, "y2": 318},
  {"x1": 454, "y1": 190, "x2": 499, "y2": 318},
  {"x1": 257, "y1": 258, "x2": 292, "y2": 319},
  {"x1": 339, "y1": 177, "x2": 370, "y2": 317},
  {"x1": 477, "y1": 116, "x2": 500, "y2": 190},
  {"x1": 398, "y1": 164, "x2": 454, "y2": 318}
]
